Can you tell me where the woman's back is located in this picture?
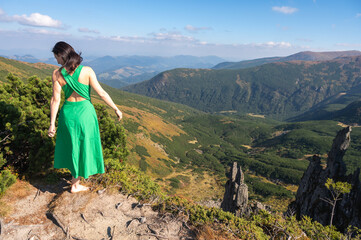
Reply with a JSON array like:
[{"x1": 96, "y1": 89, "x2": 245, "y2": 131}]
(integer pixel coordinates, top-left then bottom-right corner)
[{"x1": 56, "y1": 65, "x2": 92, "y2": 102}]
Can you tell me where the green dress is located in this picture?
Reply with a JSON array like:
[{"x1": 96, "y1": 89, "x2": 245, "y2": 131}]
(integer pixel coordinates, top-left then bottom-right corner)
[{"x1": 54, "y1": 65, "x2": 105, "y2": 179}]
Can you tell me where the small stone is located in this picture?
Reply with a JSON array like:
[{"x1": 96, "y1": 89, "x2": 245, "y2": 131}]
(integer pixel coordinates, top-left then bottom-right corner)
[
  {"x1": 115, "y1": 202, "x2": 123, "y2": 209},
  {"x1": 139, "y1": 216, "x2": 146, "y2": 223},
  {"x1": 97, "y1": 189, "x2": 106, "y2": 195}
]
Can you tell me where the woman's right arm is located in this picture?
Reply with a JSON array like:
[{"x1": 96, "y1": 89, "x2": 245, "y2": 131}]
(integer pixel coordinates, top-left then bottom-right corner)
[
  {"x1": 87, "y1": 67, "x2": 123, "y2": 121},
  {"x1": 48, "y1": 69, "x2": 62, "y2": 137}
]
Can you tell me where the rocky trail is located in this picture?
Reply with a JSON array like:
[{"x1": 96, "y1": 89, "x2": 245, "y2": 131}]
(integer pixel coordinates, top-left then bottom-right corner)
[{"x1": 0, "y1": 179, "x2": 196, "y2": 240}]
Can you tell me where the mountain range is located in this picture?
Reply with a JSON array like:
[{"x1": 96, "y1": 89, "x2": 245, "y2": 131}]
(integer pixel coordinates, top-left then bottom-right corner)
[
  {"x1": 212, "y1": 50, "x2": 361, "y2": 69},
  {"x1": 123, "y1": 53, "x2": 361, "y2": 121},
  {"x1": 0, "y1": 54, "x2": 225, "y2": 88},
  {"x1": 84, "y1": 55, "x2": 225, "y2": 88}
]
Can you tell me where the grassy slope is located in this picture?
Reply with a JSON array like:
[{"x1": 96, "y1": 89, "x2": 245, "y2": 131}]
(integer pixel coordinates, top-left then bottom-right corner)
[{"x1": 0, "y1": 56, "x2": 57, "y2": 81}]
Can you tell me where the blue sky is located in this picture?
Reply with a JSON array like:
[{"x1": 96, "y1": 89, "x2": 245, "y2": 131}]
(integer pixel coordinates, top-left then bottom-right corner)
[{"x1": 0, "y1": 0, "x2": 360, "y2": 60}]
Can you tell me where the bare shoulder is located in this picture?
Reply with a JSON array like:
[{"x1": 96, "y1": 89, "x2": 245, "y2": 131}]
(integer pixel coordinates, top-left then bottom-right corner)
[
  {"x1": 52, "y1": 68, "x2": 62, "y2": 80},
  {"x1": 82, "y1": 66, "x2": 98, "y2": 85},
  {"x1": 52, "y1": 68, "x2": 60, "y2": 75},
  {"x1": 82, "y1": 66, "x2": 95, "y2": 75}
]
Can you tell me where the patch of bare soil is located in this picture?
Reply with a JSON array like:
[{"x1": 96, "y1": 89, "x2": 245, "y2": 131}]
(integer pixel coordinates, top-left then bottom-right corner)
[{"x1": 0, "y1": 179, "x2": 196, "y2": 240}]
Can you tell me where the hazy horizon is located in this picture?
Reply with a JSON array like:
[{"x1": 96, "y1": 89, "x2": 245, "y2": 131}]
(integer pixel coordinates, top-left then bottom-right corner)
[{"x1": 2, "y1": 49, "x2": 361, "y2": 64}]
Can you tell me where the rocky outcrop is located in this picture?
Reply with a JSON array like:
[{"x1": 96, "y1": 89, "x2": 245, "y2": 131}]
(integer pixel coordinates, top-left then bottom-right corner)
[
  {"x1": 288, "y1": 126, "x2": 361, "y2": 231},
  {"x1": 221, "y1": 162, "x2": 270, "y2": 217},
  {"x1": 221, "y1": 162, "x2": 248, "y2": 217},
  {"x1": 0, "y1": 179, "x2": 196, "y2": 239}
]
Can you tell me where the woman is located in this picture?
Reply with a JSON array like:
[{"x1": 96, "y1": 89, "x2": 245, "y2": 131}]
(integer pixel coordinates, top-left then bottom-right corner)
[{"x1": 48, "y1": 41, "x2": 122, "y2": 193}]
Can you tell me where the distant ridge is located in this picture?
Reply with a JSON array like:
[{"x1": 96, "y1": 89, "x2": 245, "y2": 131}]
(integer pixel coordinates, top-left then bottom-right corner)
[
  {"x1": 0, "y1": 54, "x2": 41, "y2": 63},
  {"x1": 85, "y1": 55, "x2": 225, "y2": 88},
  {"x1": 123, "y1": 55, "x2": 361, "y2": 119},
  {"x1": 212, "y1": 50, "x2": 361, "y2": 69},
  {"x1": 0, "y1": 54, "x2": 226, "y2": 88}
]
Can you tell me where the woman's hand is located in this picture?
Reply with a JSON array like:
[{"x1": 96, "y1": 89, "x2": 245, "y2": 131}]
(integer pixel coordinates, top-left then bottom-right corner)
[
  {"x1": 115, "y1": 109, "x2": 123, "y2": 121},
  {"x1": 48, "y1": 124, "x2": 56, "y2": 137}
]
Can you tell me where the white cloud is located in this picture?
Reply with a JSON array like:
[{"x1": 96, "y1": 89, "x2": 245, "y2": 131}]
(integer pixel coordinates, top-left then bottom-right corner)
[
  {"x1": 272, "y1": 6, "x2": 298, "y2": 14},
  {"x1": 251, "y1": 41, "x2": 292, "y2": 48},
  {"x1": 107, "y1": 35, "x2": 147, "y2": 43},
  {"x1": 20, "y1": 27, "x2": 70, "y2": 36},
  {"x1": 105, "y1": 30, "x2": 198, "y2": 45},
  {"x1": 356, "y1": 13, "x2": 361, "y2": 18},
  {"x1": 103, "y1": 30, "x2": 293, "y2": 52},
  {"x1": 0, "y1": 8, "x2": 63, "y2": 28},
  {"x1": 184, "y1": 25, "x2": 212, "y2": 33},
  {"x1": 0, "y1": 26, "x2": 306, "y2": 59},
  {"x1": 13, "y1": 13, "x2": 62, "y2": 28},
  {"x1": 149, "y1": 32, "x2": 195, "y2": 42},
  {"x1": 78, "y1": 27, "x2": 100, "y2": 34}
]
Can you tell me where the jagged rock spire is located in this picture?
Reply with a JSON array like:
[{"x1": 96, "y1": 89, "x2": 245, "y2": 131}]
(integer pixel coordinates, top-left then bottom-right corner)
[
  {"x1": 221, "y1": 162, "x2": 248, "y2": 217},
  {"x1": 288, "y1": 126, "x2": 361, "y2": 231}
]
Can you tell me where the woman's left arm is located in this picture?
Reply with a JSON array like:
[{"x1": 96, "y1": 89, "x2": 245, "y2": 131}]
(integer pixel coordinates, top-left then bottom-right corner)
[{"x1": 48, "y1": 70, "x2": 62, "y2": 137}]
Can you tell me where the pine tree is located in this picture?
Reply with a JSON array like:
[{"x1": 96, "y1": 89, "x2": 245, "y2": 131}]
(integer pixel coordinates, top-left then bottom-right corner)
[{"x1": 321, "y1": 178, "x2": 352, "y2": 227}]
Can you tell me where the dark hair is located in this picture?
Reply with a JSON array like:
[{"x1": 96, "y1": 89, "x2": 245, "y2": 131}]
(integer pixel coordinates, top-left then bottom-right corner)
[{"x1": 52, "y1": 41, "x2": 83, "y2": 74}]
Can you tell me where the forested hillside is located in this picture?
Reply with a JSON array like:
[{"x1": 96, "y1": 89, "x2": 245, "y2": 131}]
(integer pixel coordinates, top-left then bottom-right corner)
[
  {"x1": 290, "y1": 83, "x2": 361, "y2": 124},
  {"x1": 124, "y1": 56, "x2": 361, "y2": 120}
]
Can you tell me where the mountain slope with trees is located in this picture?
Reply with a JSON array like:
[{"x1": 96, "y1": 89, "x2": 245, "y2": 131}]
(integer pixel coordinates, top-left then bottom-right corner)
[{"x1": 123, "y1": 56, "x2": 361, "y2": 120}]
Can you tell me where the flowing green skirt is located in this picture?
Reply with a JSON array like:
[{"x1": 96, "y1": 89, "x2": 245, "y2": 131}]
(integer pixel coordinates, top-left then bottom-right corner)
[{"x1": 54, "y1": 100, "x2": 105, "y2": 179}]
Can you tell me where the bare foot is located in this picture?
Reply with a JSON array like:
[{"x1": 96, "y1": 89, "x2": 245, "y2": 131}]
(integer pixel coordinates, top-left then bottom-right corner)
[{"x1": 71, "y1": 184, "x2": 90, "y2": 193}]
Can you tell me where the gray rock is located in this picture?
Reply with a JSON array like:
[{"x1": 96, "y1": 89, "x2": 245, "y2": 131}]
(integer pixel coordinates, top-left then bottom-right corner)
[
  {"x1": 221, "y1": 162, "x2": 248, "y2": 217},
  {"x1": 288, "y1": 126, "x2": 361, "y2": 231}
]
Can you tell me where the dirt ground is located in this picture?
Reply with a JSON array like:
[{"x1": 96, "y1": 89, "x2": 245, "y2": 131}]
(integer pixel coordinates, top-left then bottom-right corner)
[{"x1": 0, "y1": 178, "x2": 196, "y2": 240}]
